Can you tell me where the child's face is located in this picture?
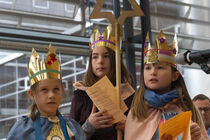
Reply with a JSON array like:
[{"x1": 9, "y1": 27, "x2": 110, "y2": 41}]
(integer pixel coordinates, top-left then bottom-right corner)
[
  {"x1": 144, "y1": 62, "x2": 179, "y2": 93},
  {"x1": 28, "y1": 79, "x2": 64, "y2": 116},
  {"x1": 91, "y1": 46, "x2": 111, "y2": 78}
]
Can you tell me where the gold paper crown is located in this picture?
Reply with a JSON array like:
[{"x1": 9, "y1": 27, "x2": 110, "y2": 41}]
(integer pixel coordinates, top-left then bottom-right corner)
[
  {"x1": 89, "y1": 25, "x2": 116, "y2": 52},
  {"x1": 144, "y1": 31, "x2": 178, "y2": 65},
  {"x1": 28, "y1": 44, "x2": 61, "y2": 86}
]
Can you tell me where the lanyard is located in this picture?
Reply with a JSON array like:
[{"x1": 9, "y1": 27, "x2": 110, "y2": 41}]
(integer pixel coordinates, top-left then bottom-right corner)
[{"x1": 33, "y1": 111, "x2": 70, "y2": 140}]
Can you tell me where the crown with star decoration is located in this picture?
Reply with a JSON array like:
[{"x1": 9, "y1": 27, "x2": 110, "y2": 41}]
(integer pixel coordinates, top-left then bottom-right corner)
[
  {"x1": 144, "y1": 30, "x2": 178, "y2": 65},
  {"x1": 89, "y1": 25, "x2": 117, "y2": 52},
  {"x1": 28, "y1": 44, "x2": 61, "y2": 86}
]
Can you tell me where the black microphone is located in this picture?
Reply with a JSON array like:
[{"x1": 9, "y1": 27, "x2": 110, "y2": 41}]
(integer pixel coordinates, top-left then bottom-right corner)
[{"x1": 175, "y1": 50, "x2": 210, "y2": 74}]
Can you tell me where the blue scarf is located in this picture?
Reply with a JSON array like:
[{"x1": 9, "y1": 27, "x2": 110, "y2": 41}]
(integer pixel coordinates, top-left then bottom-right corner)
[
  {"x1": 33, "y1": 111, "x2": 70, "y2": 140},
  {"x1": 144, "y1": 89, "x2": 179, "y2": 108}
]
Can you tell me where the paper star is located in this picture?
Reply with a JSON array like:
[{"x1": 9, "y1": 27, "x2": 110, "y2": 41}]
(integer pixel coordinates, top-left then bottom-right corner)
[
  {"x1": 47, "y1": 60, "x2": 52, "y2": 65},
  {"x1": 144, "y1": 40, "x2": 148, "y2": 48},
  {"x1": 46, "y1": 44, "x2": 56, "y2": 55},
  {"x1": 159, "y1": 37, "x2": 166, "y2": 43},
  {"x1": 99, "y1": 35, "x2": 103, "y2": 40},
  {"x1": 173, "y1": 48, "x2": 177, "y2": 54},
  {"x1": 50, "y1": 54, "x2": 57, "y2": 62}
]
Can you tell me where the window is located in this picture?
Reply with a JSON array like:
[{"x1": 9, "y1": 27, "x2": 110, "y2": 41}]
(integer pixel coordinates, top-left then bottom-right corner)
[
  {"x1": 65, "y1": 3, "x2": 75, "y2": 13},
  {"x1": 32, "y1": 0, "x2": 49, "y2": 9},
  {"x1": 0, "y1": 0, "x2": 13, "y2": 4}
]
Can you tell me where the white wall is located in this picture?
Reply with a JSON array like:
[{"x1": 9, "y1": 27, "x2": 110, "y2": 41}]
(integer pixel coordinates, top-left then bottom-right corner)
[{"x1": 183, "y1": 67, "x2": 210, "y2": 99}]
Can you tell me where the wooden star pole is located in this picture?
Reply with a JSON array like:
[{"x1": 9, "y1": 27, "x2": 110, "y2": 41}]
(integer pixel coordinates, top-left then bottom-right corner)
[{"x1": 90, "y1": 0, "x2": 144, "y2": 139}]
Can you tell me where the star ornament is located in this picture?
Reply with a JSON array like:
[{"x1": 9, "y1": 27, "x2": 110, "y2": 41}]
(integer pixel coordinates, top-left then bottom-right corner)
[
  {"x1": 46, "y1": 44, "x2": 56, "y2": 55},
  {"x1": 90, "y1": 0, "x2": 144, "y2": 35},
  {"x1": 159, "y1": 37, "x2": 166, "y2": 43},
  {"x1": 47, "y1": 60, "x2": 52, "y2": 65},
  {"x1": 144, "y1": 40, "x2": 148, "y2": 48},
  {"x1": 50, "y1": 54, "x2": 57, "y2": 62},
  {"x1": 99, "y1": 35, "x2": 103, "y2": 40}
]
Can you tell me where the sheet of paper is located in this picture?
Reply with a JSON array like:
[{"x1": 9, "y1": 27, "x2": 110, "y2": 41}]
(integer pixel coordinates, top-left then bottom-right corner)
[
  {"x1": 103, "y1": 76, "x2": 128, "y2": 113},
  {"x1": 159, "y1": 111, "x2": 191, "y2": 140},
  {"x1": 121, "y1": 82, "x2": 135, "y2": 100},
  {"x1": 86, "y1": 76, "x2": 127, "y2": 124}
]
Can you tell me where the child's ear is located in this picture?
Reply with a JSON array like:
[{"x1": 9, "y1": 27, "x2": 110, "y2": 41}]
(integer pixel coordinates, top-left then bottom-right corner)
[
  {"x1": 27, "y1": 89, "x2": 35, "y2": 100},
  {"x1": 172, "y1": 71, "x2": 180, "y2": 82}
]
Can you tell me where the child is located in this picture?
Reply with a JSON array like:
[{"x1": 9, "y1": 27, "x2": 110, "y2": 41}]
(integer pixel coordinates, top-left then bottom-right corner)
[
  {"x1": 124, "y1": 31, "x2": 209, "y2": 140},
  {"x1": 70, "y1": 25, "x2": 135, "y2": 140},
  {"x1": 7, "y1": 45, "x2": 85, "y2": 140}
]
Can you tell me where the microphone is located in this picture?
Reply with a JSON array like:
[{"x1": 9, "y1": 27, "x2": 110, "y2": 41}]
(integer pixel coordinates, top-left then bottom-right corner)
[{"x1": 175, "y1": 50, "x2": 210, "y2": 74}]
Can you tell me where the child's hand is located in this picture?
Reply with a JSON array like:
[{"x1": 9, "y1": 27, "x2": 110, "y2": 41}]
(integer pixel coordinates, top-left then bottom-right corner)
[
  {"x1": 115, "y1": 120, "x2": 126, "y2": 132},
  {"x1": 88, "y1": 105, "x2": 113, "y2": 129},
  {"x1": 160, "y1": 133, "x2": 173, "y2": 140},
  {"x1": 190, "y1": 122, "x2": 201, "y2": 140}
]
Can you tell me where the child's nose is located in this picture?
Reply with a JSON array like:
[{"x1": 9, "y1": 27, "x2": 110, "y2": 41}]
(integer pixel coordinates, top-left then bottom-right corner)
[
  {"x1": 98, "y1": 56, "x2": 104, "y2": 63},
  {"x1": 151, "y1": 68, "x2": 157, "y2": 75},
  {"x1": 48, "y1": 91, "x2": 56, "y2": 98}
]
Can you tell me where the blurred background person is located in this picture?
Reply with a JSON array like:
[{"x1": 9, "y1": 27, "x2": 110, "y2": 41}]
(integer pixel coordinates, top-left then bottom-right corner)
[{"x1": 193, "y1": 94, "x2": 210, "y2": 138}]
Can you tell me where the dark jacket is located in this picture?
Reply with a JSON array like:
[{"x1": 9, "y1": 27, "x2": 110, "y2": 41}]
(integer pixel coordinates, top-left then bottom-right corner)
[{"x1": 70, "y1": 89, "x2": 134, "y2": 140}]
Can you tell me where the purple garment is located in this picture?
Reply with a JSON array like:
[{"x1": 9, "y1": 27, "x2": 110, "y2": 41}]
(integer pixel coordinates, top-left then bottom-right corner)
[{"x1": 70, "y1": 89, "x2": 134, "y2": 140}]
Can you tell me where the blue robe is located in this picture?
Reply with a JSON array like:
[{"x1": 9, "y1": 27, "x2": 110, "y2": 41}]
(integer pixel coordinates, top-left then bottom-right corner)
[{"x1": 7, "y1": 115, "x2": 85, "y2": 140}]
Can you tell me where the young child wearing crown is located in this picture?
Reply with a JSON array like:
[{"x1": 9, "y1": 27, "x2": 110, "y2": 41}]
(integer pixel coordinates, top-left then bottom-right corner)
[
  {"x1": 7, "y1": 45, "x2": 85, "y2": 140},
  {"x1": 124, "y1": 31, "x2": 209, "y2": 140},
  {"x1": 70, "y1": 25, "x2": 135, "y2": 140}
]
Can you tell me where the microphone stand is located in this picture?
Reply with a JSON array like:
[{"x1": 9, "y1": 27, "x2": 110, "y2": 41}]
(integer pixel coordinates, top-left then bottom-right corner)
[
  {"x1": 183, "y1": 50, "x2": 210, "y2": 74},
  {"x1": 200, "y1": 62, "x2": 210, "y2": 74}
]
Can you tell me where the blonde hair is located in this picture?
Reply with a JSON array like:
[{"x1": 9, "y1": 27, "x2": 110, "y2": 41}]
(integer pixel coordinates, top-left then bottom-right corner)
[
  {"x1": 29, "y1": 82, "x2": 39, "y2": 121},
  {"x1": 83, "y1": 47, "x2": 133, "y2": 86},
  {"x1": 131, "y1": 66, "x2": 202, "y2": 125}
]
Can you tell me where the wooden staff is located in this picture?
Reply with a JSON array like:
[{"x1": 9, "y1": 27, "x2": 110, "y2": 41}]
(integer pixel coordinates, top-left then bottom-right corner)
[
  {"x1": 115, "y1": 22, "x2": 122, "y2": 139},
  {"x1": 90, "y1": 0, "x2": 144, "y2": 139}
]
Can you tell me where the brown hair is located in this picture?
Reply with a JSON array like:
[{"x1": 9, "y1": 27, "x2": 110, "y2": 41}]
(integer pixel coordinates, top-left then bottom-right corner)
[
  {"x1": 131, "y1": 66, "x2": 202, "y2": 125},
  {"x1": 193, "y1": 94, "x2": 210, "y2": 101},
  {"x1": 83, "y1": 47, "x2": 133, "y2": 86}
]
